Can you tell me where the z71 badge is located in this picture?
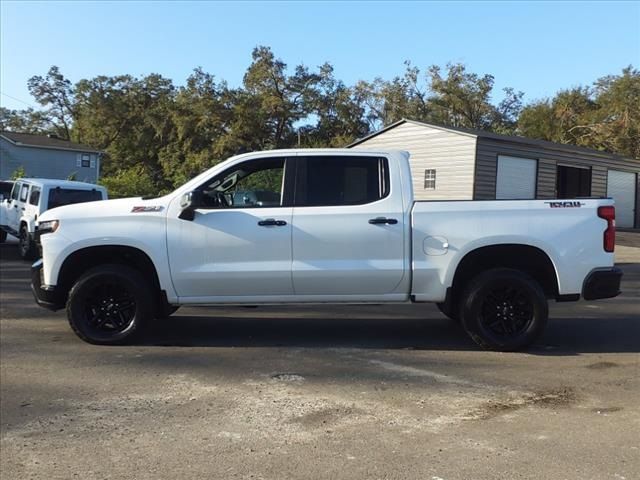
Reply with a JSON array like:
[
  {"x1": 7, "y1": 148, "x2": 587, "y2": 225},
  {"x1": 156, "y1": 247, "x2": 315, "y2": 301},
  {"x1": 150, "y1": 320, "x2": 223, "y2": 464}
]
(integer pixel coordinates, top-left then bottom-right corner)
[
  {"x1": 545, "y1": 201, "x2": 585, "y2": 208},
  {"x1": 131, "y1": 206, "x2": 164, "y2": 213}
]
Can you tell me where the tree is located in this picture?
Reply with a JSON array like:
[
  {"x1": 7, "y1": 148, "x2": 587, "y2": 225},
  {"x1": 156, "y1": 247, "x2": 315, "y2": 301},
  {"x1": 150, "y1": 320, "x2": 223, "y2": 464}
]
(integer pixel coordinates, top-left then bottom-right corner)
[
  {"x1": 27, "y1": 66, "x2": 77, "y2": 139},
  {"x1": 0, "y1": 107, "x2": 56, "y2": 134},
  {"x1": 98, "y1": 166, "x2": 160, "y2": 198},
  {"x1": 518, "y1": 67, "x2": 639, "y2": 158},
  {"x1": 240, "y1": 46, "x2": 324, "y2": 148},
  {"x1": 354, "y1": 62, "x2": 523, "y2": 134}
]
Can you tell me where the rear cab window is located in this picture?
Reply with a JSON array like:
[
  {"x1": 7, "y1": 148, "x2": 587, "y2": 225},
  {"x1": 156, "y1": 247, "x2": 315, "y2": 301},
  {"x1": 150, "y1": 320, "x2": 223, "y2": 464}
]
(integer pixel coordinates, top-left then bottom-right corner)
[
  {"x1": 47, "y1": 188, "x2": 103, "y2": 210},
  {"x1": 294, "y1": 156, "x2": 389, "y2": 207}
]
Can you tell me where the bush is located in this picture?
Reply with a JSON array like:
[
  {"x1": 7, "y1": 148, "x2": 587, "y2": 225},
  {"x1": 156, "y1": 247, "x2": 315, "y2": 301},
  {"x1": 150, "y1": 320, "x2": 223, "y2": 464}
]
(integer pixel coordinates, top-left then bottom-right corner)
[{"x1": 99, "y1": 166, "x2": 161, "y2": 199}]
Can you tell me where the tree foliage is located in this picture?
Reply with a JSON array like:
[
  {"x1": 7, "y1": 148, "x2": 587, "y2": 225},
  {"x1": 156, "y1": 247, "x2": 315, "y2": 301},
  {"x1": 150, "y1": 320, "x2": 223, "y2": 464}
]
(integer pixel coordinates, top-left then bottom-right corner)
[
  {"x1": 518, "y1": 66, "x2": 639, "y2": 159},
  {"x1": 2, "y1": 49, "x2": 636, "y2": 198}
]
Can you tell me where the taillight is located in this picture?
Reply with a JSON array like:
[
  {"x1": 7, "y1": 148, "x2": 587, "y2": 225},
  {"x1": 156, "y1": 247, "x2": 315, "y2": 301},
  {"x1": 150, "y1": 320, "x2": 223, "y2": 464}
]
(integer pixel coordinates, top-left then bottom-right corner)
[{"x1": 597, "y1": 206, "x2": 616, "y2": 253}]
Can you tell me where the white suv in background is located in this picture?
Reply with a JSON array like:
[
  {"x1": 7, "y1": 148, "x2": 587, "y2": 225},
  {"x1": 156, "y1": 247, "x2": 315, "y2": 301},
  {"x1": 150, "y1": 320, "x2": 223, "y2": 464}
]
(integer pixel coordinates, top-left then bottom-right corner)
[{"x1": 0, "y1": 178, "x2": 107, "y2": 259}]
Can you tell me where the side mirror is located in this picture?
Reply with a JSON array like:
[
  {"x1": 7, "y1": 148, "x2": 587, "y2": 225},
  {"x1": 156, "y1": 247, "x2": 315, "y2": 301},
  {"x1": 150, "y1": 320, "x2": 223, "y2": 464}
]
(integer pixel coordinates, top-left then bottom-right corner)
[{"x1": 178, "y1": 191, "x2": 203, "y2": 221}]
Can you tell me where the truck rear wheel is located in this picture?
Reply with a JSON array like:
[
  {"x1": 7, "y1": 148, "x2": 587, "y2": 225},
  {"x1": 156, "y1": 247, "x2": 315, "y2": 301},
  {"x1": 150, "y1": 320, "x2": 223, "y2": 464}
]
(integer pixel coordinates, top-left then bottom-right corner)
[
  {"x1": 66, "y1": 264, "x2": 153, "y2": 345},
  {"x1": 0, "y1": 229, "x2": 6, "y2": 243},
  {"x1": 460, "y1": 268, "x2": 548, "y2": 351},
  {"x1": 18, "y1": 224, "x2": 36, "y2": 260}
]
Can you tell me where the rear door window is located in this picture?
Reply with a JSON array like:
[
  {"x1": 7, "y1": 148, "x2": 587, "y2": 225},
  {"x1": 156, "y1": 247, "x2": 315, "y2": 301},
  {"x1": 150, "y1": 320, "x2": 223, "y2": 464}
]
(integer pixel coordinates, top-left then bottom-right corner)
[
  {"x1": 47, "y1": 189, "x2": 103, "y2": 210},
  {"x1": 295, "y1": 156, "x2": 389, "y2": 207}
]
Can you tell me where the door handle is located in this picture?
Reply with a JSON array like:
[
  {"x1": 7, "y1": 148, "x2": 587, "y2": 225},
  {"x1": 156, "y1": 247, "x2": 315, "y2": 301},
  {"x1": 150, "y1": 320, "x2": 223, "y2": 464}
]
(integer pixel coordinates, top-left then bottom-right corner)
[
  {"x1": 258, "y1": 218, "x2": 287, "y2": 227},
  {"x1": 368, "y1": 217, "x2": 398, "y2": 225}
]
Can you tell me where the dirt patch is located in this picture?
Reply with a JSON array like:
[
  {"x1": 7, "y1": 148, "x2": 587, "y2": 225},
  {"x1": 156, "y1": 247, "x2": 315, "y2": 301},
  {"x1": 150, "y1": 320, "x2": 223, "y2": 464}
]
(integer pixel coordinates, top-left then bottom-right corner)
[
  {"x1": 592, "y1": 406, "x2": 623, "y2": 414},
  {"x1": 469, "y1": 388, "x2": 577, "y2": 420},
  {"x1": 290, "y1": 405, "x2": 365, "y2": 428},
  {"x1": 585, "y1": 362, "x2": 619, "y2": 370},
  {"x1": 271, "y1": 373, "x2": 306, "y2": 382}
]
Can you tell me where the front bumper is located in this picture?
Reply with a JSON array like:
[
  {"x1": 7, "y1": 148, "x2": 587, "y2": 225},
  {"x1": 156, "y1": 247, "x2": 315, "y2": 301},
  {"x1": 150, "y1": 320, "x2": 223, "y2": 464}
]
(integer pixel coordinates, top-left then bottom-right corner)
[
  {"x1": 31, "y1": 259, "x2": 65, "y2": 311},
  {"x1": 582, "y1": 267, "x2": 623, "y2": 300}
]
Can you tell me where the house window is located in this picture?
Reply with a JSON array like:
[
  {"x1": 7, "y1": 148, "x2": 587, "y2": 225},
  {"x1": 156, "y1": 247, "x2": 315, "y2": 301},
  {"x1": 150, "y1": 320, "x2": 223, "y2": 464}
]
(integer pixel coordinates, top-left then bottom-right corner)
[
  {"x1": 424, "y1": 169, "x2": 436, "y2": 190},
  {"x1": 81, "y1": 153, "x2": 91, "y2": 168}
]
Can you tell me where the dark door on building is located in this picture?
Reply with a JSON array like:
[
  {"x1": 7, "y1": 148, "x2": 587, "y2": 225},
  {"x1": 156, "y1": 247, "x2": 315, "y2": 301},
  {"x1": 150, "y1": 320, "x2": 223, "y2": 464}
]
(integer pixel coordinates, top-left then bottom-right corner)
[{"x1": 556, "y1": 165, "x2": 592, "y2": 198}]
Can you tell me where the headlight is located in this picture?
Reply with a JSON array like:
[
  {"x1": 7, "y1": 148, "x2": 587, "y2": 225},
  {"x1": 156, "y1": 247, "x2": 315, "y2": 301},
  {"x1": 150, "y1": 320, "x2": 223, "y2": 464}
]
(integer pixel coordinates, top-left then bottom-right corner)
[{"x1": 38, "y1": 220, "x2": 60, "y2": 235}]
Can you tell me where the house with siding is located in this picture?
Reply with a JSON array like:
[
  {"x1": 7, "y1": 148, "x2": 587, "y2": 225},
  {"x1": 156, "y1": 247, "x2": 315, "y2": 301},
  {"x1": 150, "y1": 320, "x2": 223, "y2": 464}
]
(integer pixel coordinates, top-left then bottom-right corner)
[
  {"x1": 0, "y1": 131, "x2": 102, "y2": 183},
  {"x1": 349, "y1": 119, "x2": 640, "y2": 228}
]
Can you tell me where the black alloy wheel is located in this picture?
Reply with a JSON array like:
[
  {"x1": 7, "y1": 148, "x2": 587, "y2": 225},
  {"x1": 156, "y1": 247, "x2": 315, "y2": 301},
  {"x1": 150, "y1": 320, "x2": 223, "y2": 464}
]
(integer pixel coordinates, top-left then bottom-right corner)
[
  {"x1": 83, "y1": 282, "x2": 137, "y2": 335},
  {"x1": 66, "y1": 264, "x2": 153, "y2": 345},
  {"x1": 479, "y1": 285, "x2": 535, "y2": 337},
  {"x1": 460, "y1": 268, "x2": 548, "y2": 351}
]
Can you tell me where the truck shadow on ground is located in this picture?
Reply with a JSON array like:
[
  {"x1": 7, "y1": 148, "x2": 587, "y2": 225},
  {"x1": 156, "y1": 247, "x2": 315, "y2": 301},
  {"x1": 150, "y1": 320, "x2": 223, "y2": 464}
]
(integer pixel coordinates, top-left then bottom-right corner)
[{"x1": 138, "y1": 308, "x2": 640, "y2": 355}]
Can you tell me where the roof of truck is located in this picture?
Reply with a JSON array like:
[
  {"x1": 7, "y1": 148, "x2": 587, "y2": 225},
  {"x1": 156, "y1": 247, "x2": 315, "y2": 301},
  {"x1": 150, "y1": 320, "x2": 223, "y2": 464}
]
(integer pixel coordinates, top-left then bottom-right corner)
[{"x1": 16, "y1": 178, "x2": 106, "y2": 190}]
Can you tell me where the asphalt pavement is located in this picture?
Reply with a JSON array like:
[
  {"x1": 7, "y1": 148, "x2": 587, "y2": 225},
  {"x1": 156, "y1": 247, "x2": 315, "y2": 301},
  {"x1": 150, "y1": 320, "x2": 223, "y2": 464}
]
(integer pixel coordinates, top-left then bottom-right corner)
[{"x1": 1, "y1": 236, "x2": 638, "y2": 480}]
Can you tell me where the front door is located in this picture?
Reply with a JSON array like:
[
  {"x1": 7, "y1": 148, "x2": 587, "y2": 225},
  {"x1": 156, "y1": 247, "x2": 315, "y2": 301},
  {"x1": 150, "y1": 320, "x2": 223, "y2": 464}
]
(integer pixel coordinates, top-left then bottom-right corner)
[
  {"x1": 167, "y1": 156, "x2": 294, "y2": 299},
  {"x1": 291, "y1": 155, "x2": 406, "y2": 296}
]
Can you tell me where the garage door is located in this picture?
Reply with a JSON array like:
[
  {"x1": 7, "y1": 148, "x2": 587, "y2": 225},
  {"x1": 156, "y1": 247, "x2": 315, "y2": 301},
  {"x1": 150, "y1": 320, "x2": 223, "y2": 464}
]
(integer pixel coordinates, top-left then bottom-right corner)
[
  {"x1": 496, "y1": 155, "x2": 537, "y2": 199},
  {"x1": 607, "y1": 170, "x2": 637, "y2": 228}
]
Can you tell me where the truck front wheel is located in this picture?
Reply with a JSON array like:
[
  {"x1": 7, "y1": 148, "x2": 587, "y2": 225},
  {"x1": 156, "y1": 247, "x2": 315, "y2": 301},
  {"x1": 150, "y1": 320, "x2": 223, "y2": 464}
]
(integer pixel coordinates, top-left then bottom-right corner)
[
  {"x1": 66, "y1": 264, "x2": 153, "y2": 345},
  {"x1": 460, "y1": 268, "x2": 548, "y2": 351}
]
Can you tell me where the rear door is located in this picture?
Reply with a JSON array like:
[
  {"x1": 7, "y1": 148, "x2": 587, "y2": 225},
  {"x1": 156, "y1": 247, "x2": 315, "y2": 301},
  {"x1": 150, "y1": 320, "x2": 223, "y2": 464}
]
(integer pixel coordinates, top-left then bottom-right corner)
[
  {"x1": 25, "y1": 186, "x2": 41, "y2": 226},
  {"x1": 291, "y1": 154, "x2": 406, "y2": 297},
  {"x1": 9, "y1": 182, "x2": 30, "y2": 232}
]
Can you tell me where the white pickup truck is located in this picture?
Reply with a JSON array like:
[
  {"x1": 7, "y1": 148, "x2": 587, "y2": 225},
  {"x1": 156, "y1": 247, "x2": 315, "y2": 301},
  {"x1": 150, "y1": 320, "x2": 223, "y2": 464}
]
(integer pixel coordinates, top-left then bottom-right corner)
[{"x1": 32, "y1": 149, "x2": 622, "y2": 350}]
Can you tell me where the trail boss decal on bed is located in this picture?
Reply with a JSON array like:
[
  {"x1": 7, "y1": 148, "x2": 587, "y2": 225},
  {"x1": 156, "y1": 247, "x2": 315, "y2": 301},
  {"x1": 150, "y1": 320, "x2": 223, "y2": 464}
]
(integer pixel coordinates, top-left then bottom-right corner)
[
  {"x1": 545, "y1": 201, "x2": 585, "y2": 208},
  {"x1": 131, "y1": 206, "x2": 164, "y2": 213}
]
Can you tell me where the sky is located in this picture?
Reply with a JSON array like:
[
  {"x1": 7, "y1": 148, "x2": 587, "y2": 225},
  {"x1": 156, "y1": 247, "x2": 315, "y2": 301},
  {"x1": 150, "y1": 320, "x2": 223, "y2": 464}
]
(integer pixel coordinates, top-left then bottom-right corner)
[{"x1": 1, "y1": 1, "x2": 639, "y2": 111}]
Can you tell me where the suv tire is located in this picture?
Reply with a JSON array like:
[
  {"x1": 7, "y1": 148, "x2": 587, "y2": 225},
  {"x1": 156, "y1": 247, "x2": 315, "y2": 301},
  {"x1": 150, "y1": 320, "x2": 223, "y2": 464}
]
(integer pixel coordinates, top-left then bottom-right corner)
[{"x1": 18, "y1": 224, "x2": 36, "y2": 260}]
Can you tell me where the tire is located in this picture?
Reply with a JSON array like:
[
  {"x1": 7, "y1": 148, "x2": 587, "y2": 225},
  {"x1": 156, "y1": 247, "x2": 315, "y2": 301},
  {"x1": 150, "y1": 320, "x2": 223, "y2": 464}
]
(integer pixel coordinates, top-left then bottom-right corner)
[
  {"x1": 436, "y1": 301, "x2": 459, "y2": 322},
  {"x1": 18, "y1": 224, "x2": 36, "y2": 260},
  {"x1": 66, "y1": 264, "x2": 154, "y2": 345},
  {"x1": 0, "y1": 229, "x2": 6, "y2": 243},
  {"x1": 459, "y1": 268, "x2": 548, "y2": 352}
]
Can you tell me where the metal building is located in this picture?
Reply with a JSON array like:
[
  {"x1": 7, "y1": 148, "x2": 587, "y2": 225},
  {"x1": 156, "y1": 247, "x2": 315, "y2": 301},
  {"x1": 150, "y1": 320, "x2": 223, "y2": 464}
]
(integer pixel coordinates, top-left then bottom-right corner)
[{"x1": 349, "y1": 119, "x2": 640, "y2": 228}]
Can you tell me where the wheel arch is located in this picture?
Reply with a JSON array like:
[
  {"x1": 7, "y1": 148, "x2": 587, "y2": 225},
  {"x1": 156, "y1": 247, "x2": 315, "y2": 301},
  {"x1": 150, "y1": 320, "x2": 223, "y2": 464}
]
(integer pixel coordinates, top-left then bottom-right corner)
[
  {"x1": 450, "y1": 243, "x2": 561, "y2": 300},
  {"x1": 57, "y1": 245, "x2": 166, "y2": 310}
]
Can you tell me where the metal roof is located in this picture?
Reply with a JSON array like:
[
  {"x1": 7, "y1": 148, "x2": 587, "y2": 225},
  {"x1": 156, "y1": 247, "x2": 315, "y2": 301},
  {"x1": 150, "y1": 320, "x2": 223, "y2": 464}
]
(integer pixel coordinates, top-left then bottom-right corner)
[
  {"x1": 348, "y1": 119, "x2": 636, "y2": 162},
  {"x1": 1, "y1": 131, "x2": 101, "y2": 153}
]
